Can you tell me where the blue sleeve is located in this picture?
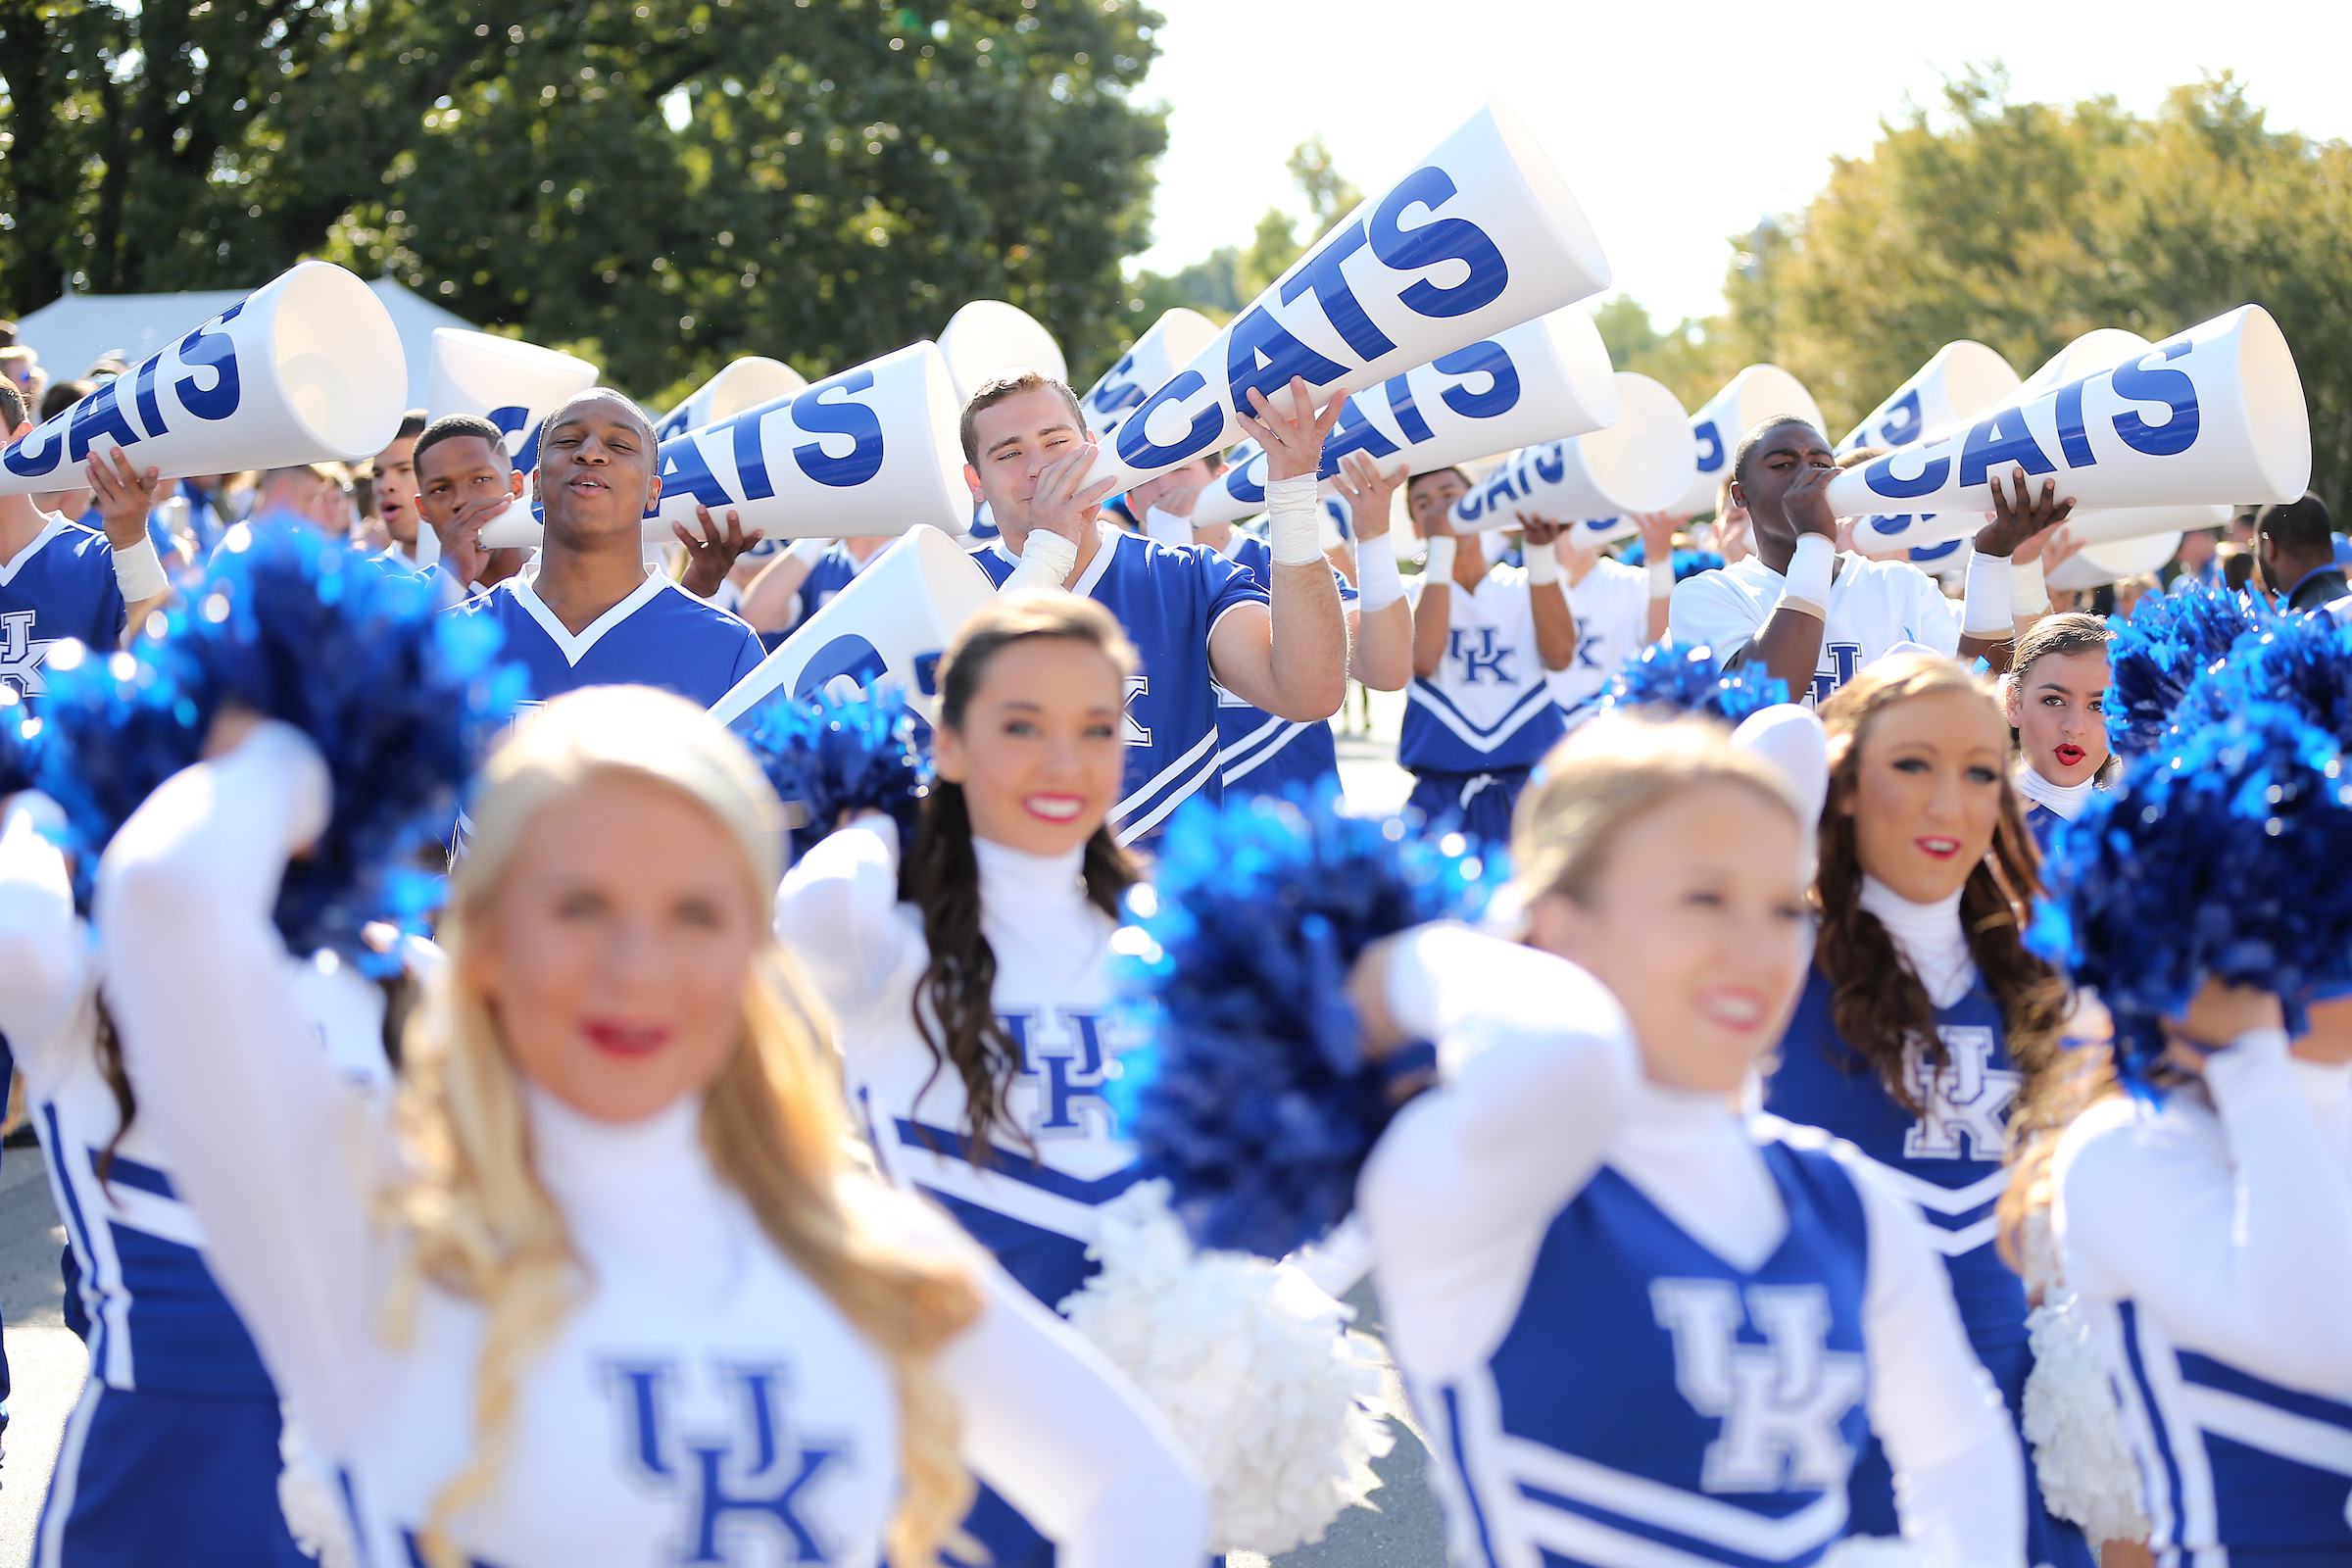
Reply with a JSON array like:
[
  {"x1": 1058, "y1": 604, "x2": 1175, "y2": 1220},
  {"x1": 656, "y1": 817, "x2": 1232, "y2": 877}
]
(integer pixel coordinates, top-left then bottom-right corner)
[
  {"x1": 145, "y1": 511, "x2": 175, "y2": 558},
  {"x1": 1196, "y1": 545, "x2": 1269, "y2": 627},
  {"x1": 727, "y1": 621, "x2": 767, "y2": 689}
]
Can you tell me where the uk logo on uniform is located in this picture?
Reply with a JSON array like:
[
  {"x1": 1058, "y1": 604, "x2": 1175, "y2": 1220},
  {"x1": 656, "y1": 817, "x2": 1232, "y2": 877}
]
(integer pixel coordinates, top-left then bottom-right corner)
[
  {"x1": 1649, "y1": 1278, "x2": 1866, "y2": 1493},
  {"x1": 605, "y1": 1359, "x2": 850, "y2": 1564},
  {"x1": 1449, "y1": 627, "x2": 1515, "y2": 685},
  {"x1": 998, "y1": 1005, "x2": 1126, "y2": 1142},
  {"x1": 0, "y1": 610, "x2": 54, "y2": 697},
  {"x1": 1902, "y1": 1026, "x2": 2020, "y2": 1162}
]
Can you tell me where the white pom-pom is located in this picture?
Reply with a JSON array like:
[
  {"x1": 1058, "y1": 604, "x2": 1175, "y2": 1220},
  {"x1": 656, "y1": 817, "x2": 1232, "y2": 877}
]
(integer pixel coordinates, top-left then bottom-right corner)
[
  {"x1": 277, "y1": 1403, "x2": 361, "y2": 1568},
  {"x1": 1059, "y1": 1181, "x2": 1395, "y2": 1555},
  {"x1": 1821, "y1": 1537, "x2": 1922, "y2": 1568},
  {"x1": 2022, "y1": 1290, "x2": 2150, "y2": 1542}
]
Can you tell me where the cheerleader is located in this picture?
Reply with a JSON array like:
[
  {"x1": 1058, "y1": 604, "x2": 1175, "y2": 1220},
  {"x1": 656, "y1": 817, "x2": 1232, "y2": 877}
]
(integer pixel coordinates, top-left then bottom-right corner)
[
  {"x1": 2004, "y1": 614, "x2": 2114, "y2": 853},
  {"x1": 1761, "y1": 654, "x2": 2091, "y2": 1567},
  {"x1": 1348, "y1": 715, "x2": 2023, "y2": 1568},
  {"x1": 96, "y1": 687, "x2": 1205, "y2": 1568}
]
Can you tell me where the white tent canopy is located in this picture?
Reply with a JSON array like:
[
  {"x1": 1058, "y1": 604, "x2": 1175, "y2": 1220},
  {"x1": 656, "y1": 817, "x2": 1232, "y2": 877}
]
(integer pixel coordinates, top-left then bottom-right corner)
[{"x1": 13, "y1": 276, "x2": 474, "y2": 412}]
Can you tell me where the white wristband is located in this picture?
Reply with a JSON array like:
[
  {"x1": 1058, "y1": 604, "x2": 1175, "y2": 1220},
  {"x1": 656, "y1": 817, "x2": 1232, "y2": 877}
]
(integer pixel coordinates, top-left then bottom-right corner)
[
  {"x1": 1646, "y1": 558, "x2": 1676, "y2": 599},
  {"x1": 1004, "y1": 529, "x2": 1079, "y2": 593},
  {"x1": 1142, "y1": 506, "x2": 1196, "y2": 551},
  {"x1": 1963, "y1": 550, "x2": 2016, "y2": 637},
  {"x1": 786, "y1": 536, "x2": 834, "y2": 567},
  {"x1": 1780, "y1": 533, "x2": 1835, "y2": 620},
  {"x1": 1422, "y1": 536, "x2": 1457, "y2": 581},
  {"x1": 1355, "y1": 537, "x2": 1405, "y2": 613},
  {"x1": 1522, "y1": 543, "x2": 1561, "y2": 586},
  {"x1": 112, "y1": 536, "x2": 170, "y2": 602},
  {"x1": 2011, "y1": 557, "x2": 2050, "y2": 616},
  {"x1": 1265, "y1": 473, "x2": 1322, "y2": 567}
]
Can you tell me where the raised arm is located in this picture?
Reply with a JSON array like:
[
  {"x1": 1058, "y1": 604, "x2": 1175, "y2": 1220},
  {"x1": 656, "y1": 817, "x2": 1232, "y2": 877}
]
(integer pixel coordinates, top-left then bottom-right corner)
[
  {"x1": 1333, "y1": 452, "x2": 1412, "y2": 693},
  {"x1": 93, "y1": 719, "x2": 395, "y2": 1445},
  {"x1": 1206, "y1": 378, "x2": 1348, "y2": 723},
  {"x1": 773, "y1": 814, "x2": 913, "y2": 1036},
  {"x1": 1518, "y1": 516, "x2": 1578, "y2": 673},
  {"x1": 0, "y1": 796, "x2": 92, "y2": 1062}
]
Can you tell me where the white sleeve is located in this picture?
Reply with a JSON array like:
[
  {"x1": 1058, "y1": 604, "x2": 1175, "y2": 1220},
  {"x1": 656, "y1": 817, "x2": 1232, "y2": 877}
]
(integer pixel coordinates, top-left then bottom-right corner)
[
  {"x1": 773, "y1": 814, "x2": 910, "y2": 1037},
  {"x1": 0, "y1": 797, "x2": 93, "y2": 1080},
  {"x1": 938, "y1": 1255, "x2": 1208, "y2": 1568},
  {"x1": 93, "y1": 721, "x2": 396, "y2": 1447},
  {"x1": 1911, "y1": 568, "x2": 1964, "y2": 655},
  {"x1": 2058, "y1": 1031, "x2": 2352, "y2": 1390},
  {"x1": 1667, "y1": 570, "x2": 1766, "y2": 660},
  {"x1": 1831, "y1": 1141, "x2": 2025, "y2": 1568}
]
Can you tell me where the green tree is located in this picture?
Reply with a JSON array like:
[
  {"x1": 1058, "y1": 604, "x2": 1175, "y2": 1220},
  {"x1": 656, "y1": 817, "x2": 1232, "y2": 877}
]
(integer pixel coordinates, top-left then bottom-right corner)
[{"x1": 1122, "y1": 132, "x2": 1359, "y2": 338}]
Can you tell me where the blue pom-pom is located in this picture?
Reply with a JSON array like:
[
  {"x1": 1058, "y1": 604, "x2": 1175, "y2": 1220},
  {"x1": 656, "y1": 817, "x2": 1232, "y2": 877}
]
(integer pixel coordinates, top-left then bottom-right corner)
[
  {"x1": 1616, "y1": 543, "x2": 1720, "y2": 580},
  {"x1": 735, "y1": 682, "x2": 930, "y2": 862},
  {"x1": 2103, "y1": 582, "x2": 2276, "y2": 758},
  {"x1": 2034, "y1": 700, "x2": 2352, "y2": 1083},
  {"x1": 2171, "y1": 611, "x2": 2352, "y2": 746},
  {"x1": 1597, "y1": 636, "x2": 1788, "y2": 725},
  {"x1": 0, "y1": 689, "x2": 44, "y2": 800},
  {"x1": 1108, "y1": 784, "x2": 1494, "y2": 1259},
  {"x1": 35, "y1": 632, "x2": 213, "y2": 909}
]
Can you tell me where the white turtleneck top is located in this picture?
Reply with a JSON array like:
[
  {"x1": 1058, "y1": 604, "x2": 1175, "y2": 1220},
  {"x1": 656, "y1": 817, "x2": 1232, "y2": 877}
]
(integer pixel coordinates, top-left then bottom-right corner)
[
  {"x1": 1360, "y1": 922, "x2": 2023, "y2": 1568},
  {"x1": 95, "y1": 724, "x2": 1205, "y2": 1568},
  {"x1": 1857, "y1": 874, "x2": 1977, "y2": 1008},
  {"x1": 2012, "y1": 766, "x2": 2096, "y2": 824}
]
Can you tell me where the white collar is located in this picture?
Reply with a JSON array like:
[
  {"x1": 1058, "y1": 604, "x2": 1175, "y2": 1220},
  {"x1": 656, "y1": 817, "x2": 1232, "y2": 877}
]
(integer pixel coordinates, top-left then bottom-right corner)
[
  {"x1": 1610, "y1": 1074, "x2": 1783, "y2": 1271},
  {"x1": 1857, "y1": 874, "x2": 1977, "y2": 1009},
  {"x1": 2015, "y1": 766, "x2": 2097, "y2": 821},
  {"x1": 972, "y1": 836, "x2": 1090, "y2": 908},
  {"x1": 994, "y1": 520, "x2": 1119, "y2": 595},
  {"x1": 511, "y1": 565, "x2": 670, "y2": 666},
  {"x1": 525, "y1": 1083, "x2": 747, "y2": 1300},
  {"x1": 0, "y1": 512, "x2": 74, "y2": 584}
]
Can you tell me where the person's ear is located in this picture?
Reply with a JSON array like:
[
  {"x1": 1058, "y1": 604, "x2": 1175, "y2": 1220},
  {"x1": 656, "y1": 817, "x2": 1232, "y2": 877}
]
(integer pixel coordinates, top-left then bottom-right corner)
[
  {"x1": 7, "y1": 419, "x2": 29, "y2": 443},
  {"x1": 931, "y1": 723, "x2": 967, "y2": 785},
  {"x1": 509, "y1": 466, "x2": 527, "y2": 502},
  {"x1": 963, "y1": 464, "x2": 982, "y2": 503}
]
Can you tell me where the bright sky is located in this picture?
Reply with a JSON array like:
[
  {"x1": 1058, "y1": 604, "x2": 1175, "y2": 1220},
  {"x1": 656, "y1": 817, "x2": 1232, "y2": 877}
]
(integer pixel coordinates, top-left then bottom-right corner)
[{"x1": 1127, "y1": 0, "x2": 2352, "y2": 327}]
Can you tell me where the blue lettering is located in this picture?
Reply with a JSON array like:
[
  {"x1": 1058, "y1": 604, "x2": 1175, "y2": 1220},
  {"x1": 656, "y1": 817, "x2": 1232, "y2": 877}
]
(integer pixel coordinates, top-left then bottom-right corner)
[
  {"x1": 1864, "y1": 445, "x2": 1951, "y2": 501},
  {"x1": 1867, "y1": 514, "x2": 1915, "y2": 536},
  {"x1": 656, "y1": 436, "x2": 737, "y2": 511},
  {"x1": 2052, "y1": 375, "x2": 2098, "y2": 468},
  {"x1": 790, "y1": 368, "x2": 884, "y2": 488},
  {"x1": 68, "y1": 378, "x2": 142, "y2": 463},
  {"x1": 173, "y1": 305, "x2": 243, "y2": 422},
  {"x1": 1225, "y1": 306, "x2": 1349, "y2": 419},
  {"x1": 1383, "y1": 372, "x2": 1438, "y2": 446},
  {"x1": 1909, "y1": 536, "x2": 1964, "y2": 563},
  {"x1": 1225, "y1": 453, "x2": 1267, "y2": 508},
  {"x1": 1533, "y1": 443, "x2": 1567, "y2": 485},
  {"x1": 997, "y1": 1008, "x2": 1039, "y2": 1075},
  {"x1": 1807, "y1": 642, "x2": 1864, "y2": 707},
  {"x1": 1434, "y1": 340, "x2": 1519, "y2": 420},
  {"x1": 1116, "y1": 369, "x2": 1223, "y2": 470},
  {"x1": 731, "y1": 408, "x2": 775, "y2": 501},
  {"x1": 912, "y1": 651, "x2": 942, "y2": 697},
  {"x1": 2110, "y1": 338, "x2": 2200, "y2": 459},
  {"x1": 486, "y1": 405, "x2": 534, "y2": 472},
  {"x1": 1450, "y1": 627, "x2": 1514, "y2": 684},
  {"x1": 1877, "y1": 387, "x2": 1924, "y2": 448},
  {"x1": 790, "y1": 635, "x2": 890, "y2": 703},
  {"x1": 1368, "y1": 167, "x2": 1508, "y2": 319},
  {"x1": 1088, "y1": 351, "x2": 1144, "y2": 417},
  {"x1": 1, "y1": 416, "x2": 68, "y2": 479},
  {"x1": 132, "y1": 353, "x2": 170, "y2": 438},
  {"x1": 608, "y1": 1363, "x2": 677, "y2": 1477},
  {"x1": 1693, "y1": 419, "x2": 1725, "y2": 474},
  {"x1": 1959, "y1": 406, "x2": 2056, "y2": 489},
  {"x1": 1317, "y1": 395, "x2": 1398, "y2": 478},
  {"x1": 1279, "y1": 220, "x2": 1396, "y2": 362}
]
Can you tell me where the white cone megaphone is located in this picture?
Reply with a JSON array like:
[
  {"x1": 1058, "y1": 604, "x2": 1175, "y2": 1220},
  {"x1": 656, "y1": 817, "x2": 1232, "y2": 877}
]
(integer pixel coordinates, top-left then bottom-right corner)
[
  {"x1": 2056, "y1": 504, "x2": 2231, "y2": 547},
  {"x1": 940, "y1": 300, "x2": 1068, "y2": 403},
  {"x1": 1448, "y1": 373, "x2": 1694, "y2": 532},
  {"x1": 0, "y1": 261, "x2": 405, "y2": 495},
  {"x1": 1668, "y1": 365, "x2": 1825, "y2": 518},
  {"x1": 417, "y1": 328, "x2": 600, "y2": 566},
  {"x1": 710, "y1": 526, "x2": 997, "y2": 729},
  {"x1": 1187, "y1": 304, "x2": 1619, "y2": 530},
  {"x1": 2046, "y1": 530, "x2": 2182, "y2": 592},
  {"x1": 656, "y1": 357, "x2": 809, "y2": 442},
  {"x1": 1830, "y1": 305, "x2": 2309, "y2": 535},
  {"x1": 1836, "y1": 340, "x2": 2021, "y2": 455},
  {"x1": 478, "y1": 340, "x2": 966, "y2": 550},
  {"x1": 1089, "y1": 93, "x2": 1611, "y2": 491},
  {"x1": 1080, "y1": 309, "x2": 1219, "y2": 448}
]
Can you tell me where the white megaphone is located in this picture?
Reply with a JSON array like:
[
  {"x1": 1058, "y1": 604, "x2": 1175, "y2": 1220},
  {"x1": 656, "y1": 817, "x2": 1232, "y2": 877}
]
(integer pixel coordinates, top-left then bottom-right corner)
[
  {"x1": 1668, "y1": 365, "x2": 1826, "y2": 518},
  {"x1": 478, "y1": 341, "x2": 966, "y2": 550},
  {"x1": 0, "y1": 261, "x2": 405, "y2": 496},
  {"x1": 1188, "y1": 305, "x2": 1619, "y2": 530},
  {"x1": 710, "y1": 527, "x2": 998, "y2": 728},
  {"x1": 1080, "y1": 309, "x2": 1220, "y2": 448},
  {"x1": 416, "y1": 328, "x2": 600, "y2": 566},
  {"x1": 2055, "y1": 504, "x2": 2230, "y2": 546},
  {"x1": 1837, "y1": 341, "x2": 2021, "y2": 456},
  {"x1": 2046, "y1": 530, "x2": 2182, "y2": 592},
  {"x1": 1449, "y1": 373, "x2": 1694, "y2": 534},
  {"x1": 940, "y1": 300, "x2": 1068, "y2": 404},
  {"x1": 656, "y1": 357, "x2": 809, "y2": 442},
  {"x1": 1088, "y1": 93, "x2": 1611, "y2": 491},
  {"x1": 1830, "y1": 305, "x2": 2309, "y2": 544}
]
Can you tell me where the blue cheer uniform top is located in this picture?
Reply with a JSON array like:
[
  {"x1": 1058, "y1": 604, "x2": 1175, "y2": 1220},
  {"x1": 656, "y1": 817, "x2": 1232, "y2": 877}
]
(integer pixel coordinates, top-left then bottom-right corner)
[
  {"x1": 2055, "y1": 1031, "x2": 2352, "y2": 1564},
  {"x1": 975, "y1": 521, "x2": 1268, "y2": 846},
  {"x1": 446, "y1": 566, "x2": 765, "y2": 710},
  {"x1": 1211, "y1": 526, "x2": 1354, "y2": 801},
  {"x1": 97, "y1": 723, "x2": 1206, "y2": 1568},
  {"x1": 0, "y1": 514, "x2": 132, "y2": 700},
  {"x1": 1359, "y1": 924, "x2": 2024, "y2": 1568},
  {"x1": 786, "y1": 542, "x2": 872, "y2": 635},
  {"x1": 1400, "y1": 562, "x2": 1565, "y2": 842},
  {"x1": 2014, "y1": 768, "x2": 2098, "y2": 858}
]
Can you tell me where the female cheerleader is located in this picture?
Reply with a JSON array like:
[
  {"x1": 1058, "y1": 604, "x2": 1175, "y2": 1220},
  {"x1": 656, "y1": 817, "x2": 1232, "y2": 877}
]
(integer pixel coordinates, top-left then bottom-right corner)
[
  {"x1": 96, "y1": 687, "x2": 1204, "y2": 1568},
  {"x1": 2004, "y1": 613, "x2": 2114, "y2": 852},
  {"x1": 1761, "y1": 655, "x2": 2090, "y2": 1566},
  {"x1": 1346, "y1": 715, "x2": 2023, "y2": 1568}
]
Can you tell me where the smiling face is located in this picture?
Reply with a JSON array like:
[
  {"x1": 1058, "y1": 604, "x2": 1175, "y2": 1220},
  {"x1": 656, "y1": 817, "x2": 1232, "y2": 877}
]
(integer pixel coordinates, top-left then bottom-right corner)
[
  {"x1": 465, "y1": 771, "x2": 760, "y2": 1123},
  {"x1": 1528, "y1": 780, "x2": 1811, "y2": 1093},
  {"x1": 417, "y1": 434, "x2": 524, "y2": 531},
  {"x1": 1842, "y1": 688, "x2": 2008, "y2": 904},
  {"x1": 963, "y1": 385, "x2": 1091, "y2": 548},
  {"x1": 2009, "y1": 647, "x2": 2111, "y2": 786},
  {"x1": 931, "y1": 635, "x2": 1126, "y2": 857},
  {"x1": 536, "y1": 390, "x2": 662, "y2": 545}
]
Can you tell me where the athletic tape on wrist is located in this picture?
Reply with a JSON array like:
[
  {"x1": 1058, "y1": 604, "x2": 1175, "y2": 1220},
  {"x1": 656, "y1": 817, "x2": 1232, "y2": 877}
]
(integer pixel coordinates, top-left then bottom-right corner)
[
  {"x1": 1422, "y1": 536, "x2": 1458, "y2": 581},
  {"x1": 1004, "y1": 529, "x2": 1078, "y2": 592},
  {"x1": 112, "y1": 537, "x2": 170, "y2": 603},
  {"x1": 1963, "y1": 551, "x2": 2015, "y2": 638},
  {"x1": 1779, "y1": 534, "x2": 1834, "y2": 620},
  {"x1": 1646, "y1": 559, "x2": 1676, "y2": 598},
  {"x1": 1355, "y1": 538, "x2": 1406, "y2": 612},
  {"x1": 1523, "y1": 544, "x2": 1562, "y2": 586},
  {"x1": 1266, "y1": 473, "x2": 1323, "y2": 566},
  {"x1": 2011, "y1": 557, "x2": 2050, "y2": 617}
]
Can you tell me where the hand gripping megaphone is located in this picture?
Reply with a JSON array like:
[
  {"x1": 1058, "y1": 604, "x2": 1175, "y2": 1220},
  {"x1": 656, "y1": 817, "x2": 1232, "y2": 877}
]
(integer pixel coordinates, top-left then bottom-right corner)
[
  {"x1": 1836, "y1": 341, "x2": 2022, "y2": 456},
  {"x1": 2046, "y1": 529, "x2": 2183, "y2": 592},
  {"x1": 940, "y1": 300, "x2": 1069, "y2": 404},
  {"x1": 710, "y1": 526, "x2": 998, "y2": 728},
  {"x1": 1667, "y1": 365, "x2": 1826, "y2": 518},
  {"x1": 1830, "y1": 305, "x2": 2309, "y2": 545},
  {"x1": 0, "y1": 261, "x2": 406, "y2": 495},
  {"x1": 477, "y1": 341, "x2": 964, "y2": 550},
  {"x1": 1187, "y1": 305, "x2": 1619, "y2": 530},
  {"x1": 656, "y1": 357, "x2": 810, "y2": 442},
  {"x1": 1080, "y1": 309, "x2": 1221, "y2": 448},
  {"x1": 1087, "y1": 93, "x2": 1611, "y2": 492},
  {"x1": 1448, "y1": 373, "x2": 1695, "y2": 533}
]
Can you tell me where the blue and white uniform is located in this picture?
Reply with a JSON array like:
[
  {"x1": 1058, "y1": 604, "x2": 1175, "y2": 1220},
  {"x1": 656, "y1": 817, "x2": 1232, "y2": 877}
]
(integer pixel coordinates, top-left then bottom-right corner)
[
  {"x1": 1551, "y1": 555, "x2": 1651, "y2": 731},
  {"x1": 1765, "y1": 878, "x2": 2090, "y2": 1565},
  {"x1": 446, "y1": 566, "x2": 765, "y2": 709},
  {"x1": 791, "y1": 543, "x2": 870, "y2": 631},
  {"x1": 1400, "y1": 564, "x2": 1565, "y2": 843},
  {"x1": 2055, "y1": 1031, "x2": 2352, "y2": 1564},
  {"x1": 1212, "y1": 526, "x2": 1355, "y2": 801},
  {"x1": 976, "y1": 521, "x2": 1268, "y2": 845},
  {"x1": 0, "y1": 514, "x2": 131, "y2": 699},
  {"x1": 2015, "y1": 769, "x2": 2097, "y2": 857},
  {"x1": 1670, "y1": 554, "x2": 1960, "y2": 709},
  {"x1": 1362, "y1": 924, "x2": 2023, "y2": 1568},
  {"x1": 98, "y1": 725, "x2": 1203, "y2": 1568}
]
